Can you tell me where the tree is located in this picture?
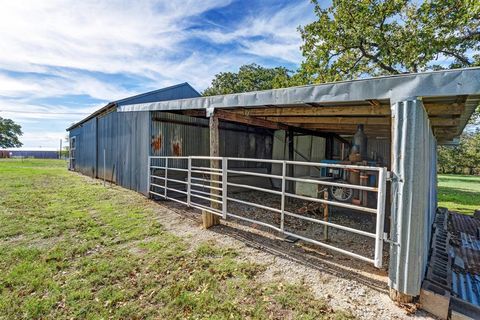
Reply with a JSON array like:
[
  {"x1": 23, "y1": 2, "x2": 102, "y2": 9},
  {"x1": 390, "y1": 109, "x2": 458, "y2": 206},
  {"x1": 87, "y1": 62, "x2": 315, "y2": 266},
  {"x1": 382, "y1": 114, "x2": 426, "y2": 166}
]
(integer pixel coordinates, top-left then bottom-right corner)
[
  {"x1": 0, "y1": 117, "x2": 23, "y2": 148},
  {"x1": 299, "y1": 0, "x2": 480, "y2": 83},
  {"x1": 203, "y1": 63, "x2": 305, "y2": 96},
  {"x1": 438, "y1": 130, "x2": 480, "y2": 175}
]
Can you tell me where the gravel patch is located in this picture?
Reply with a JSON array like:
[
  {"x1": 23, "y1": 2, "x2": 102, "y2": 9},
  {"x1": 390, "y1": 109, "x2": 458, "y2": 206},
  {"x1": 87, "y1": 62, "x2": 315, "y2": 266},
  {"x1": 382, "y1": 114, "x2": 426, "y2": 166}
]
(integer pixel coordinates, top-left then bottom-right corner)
[{"x1": 144, "y1": 197, "x2": 435, "y2": 320}]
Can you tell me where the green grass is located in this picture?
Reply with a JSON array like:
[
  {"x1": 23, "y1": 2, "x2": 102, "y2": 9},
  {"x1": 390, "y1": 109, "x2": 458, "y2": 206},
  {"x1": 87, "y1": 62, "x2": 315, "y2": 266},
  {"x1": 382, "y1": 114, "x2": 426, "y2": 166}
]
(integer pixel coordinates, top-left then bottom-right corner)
[
  {"x1": 438, "y1": 174, "x2": 480, "y2": 214},
  {"x1": 0, "y1": 159, "x2": 351, "y2": 319}
]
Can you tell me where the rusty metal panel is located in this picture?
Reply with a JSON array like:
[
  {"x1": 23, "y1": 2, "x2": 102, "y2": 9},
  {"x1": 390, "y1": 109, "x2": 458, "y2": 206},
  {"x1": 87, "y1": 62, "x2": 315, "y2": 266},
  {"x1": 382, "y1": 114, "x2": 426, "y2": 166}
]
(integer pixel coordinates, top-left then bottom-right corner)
[{"x1": 150, "y1": 112, "x2": 274, "y2": 165}]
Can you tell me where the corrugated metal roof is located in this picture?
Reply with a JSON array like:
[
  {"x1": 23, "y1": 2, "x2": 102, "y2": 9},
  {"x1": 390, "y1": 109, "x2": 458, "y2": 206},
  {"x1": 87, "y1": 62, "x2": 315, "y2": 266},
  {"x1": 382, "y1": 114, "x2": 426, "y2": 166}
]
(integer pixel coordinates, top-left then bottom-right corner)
[
  {"x1": 67, "y1": 82, "x2": 200, "y2": 131},
  {"x1": 118, "y1": 68, "x2": 480, "y2": 141}
]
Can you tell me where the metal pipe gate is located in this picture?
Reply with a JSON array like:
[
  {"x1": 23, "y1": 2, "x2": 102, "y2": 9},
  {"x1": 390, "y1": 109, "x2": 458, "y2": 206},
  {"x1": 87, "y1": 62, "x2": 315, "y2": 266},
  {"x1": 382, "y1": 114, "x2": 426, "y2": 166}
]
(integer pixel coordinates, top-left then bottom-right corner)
[{"x1": 148, "y1": 156, "x2": 388, "y2": 268}]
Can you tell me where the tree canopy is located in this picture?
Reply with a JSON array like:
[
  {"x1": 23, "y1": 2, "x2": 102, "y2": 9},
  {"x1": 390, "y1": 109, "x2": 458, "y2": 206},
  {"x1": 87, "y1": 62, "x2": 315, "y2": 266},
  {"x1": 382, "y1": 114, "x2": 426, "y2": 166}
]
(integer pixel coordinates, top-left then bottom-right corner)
[
  {"x1": 202, "y1": 63, "x2": 305, "y2": 96},
  {"x1": 299, "y1": 0, "x2": 480, "y2": 83},
  {"x1": 203, "y1": 1, "x2": 479, "y2": 120},
  {"x1": 0, "y1": 117, "x2": 23, "y2": 148}
]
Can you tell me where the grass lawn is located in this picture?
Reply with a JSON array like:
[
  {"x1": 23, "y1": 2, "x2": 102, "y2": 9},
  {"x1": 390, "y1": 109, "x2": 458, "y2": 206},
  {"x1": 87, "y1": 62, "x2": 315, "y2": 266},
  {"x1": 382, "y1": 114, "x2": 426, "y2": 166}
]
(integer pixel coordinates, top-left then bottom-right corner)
[
  {"x1": 0, "y1": 159, "x2": 350, "y2": 319},
  {"x1": 438, "y1": 174, "x2": 480, "y2": 214}
]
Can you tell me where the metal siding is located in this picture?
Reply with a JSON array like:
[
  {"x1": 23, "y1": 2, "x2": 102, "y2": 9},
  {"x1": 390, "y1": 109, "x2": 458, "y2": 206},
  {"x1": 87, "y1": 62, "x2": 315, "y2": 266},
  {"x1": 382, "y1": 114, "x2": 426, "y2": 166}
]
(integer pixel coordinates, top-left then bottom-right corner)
[
  {"x1": 367, "y1": 138, "x2": 391, "y2": 168},
  {"x1": 69, "y1": 84, "x2": 198, "y2": 194},
  {"x1": 389, "y1": 98, "x2": 438, "y2": 296},
  {"x1": 69, "y1": 118, "x2": 97, "y2": 177},
  {"x1": 150, "y1": 112, "x2": 273, "y2": 163},
  {"x1": 96, "y1": 110, "x2": 150, "y2": 195}
]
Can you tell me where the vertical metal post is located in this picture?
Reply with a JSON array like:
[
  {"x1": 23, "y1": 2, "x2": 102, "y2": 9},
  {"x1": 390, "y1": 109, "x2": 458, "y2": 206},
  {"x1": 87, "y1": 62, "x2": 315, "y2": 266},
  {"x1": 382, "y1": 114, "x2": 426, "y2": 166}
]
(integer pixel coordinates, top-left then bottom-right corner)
[
  {"x1": 164, "y1": 158, "x2": 168, "y2": 199},
  {"x1": 103, "y1": 148, "x2": 106, "y2": 187},
  {"x1": 280, "y1": 161, "x2": 286, "y2": 231},
  {"x1": 374, "y1": 167, "x2": 387, "y2": 268},
  {"x1": 287, "y1": 128, "x2": 294, "y2": 194},
  {"x1": 147, "y1": 156, "x2": 151, "y2": 198},
  {"x1": 222, "y1": 158, "x2": 228, "y2": 219},
  {"x1": 187, "y1": 157, "x2": 191, "y2": 206},
  {"x1": 323, "y1": 190, "x2": 329, "y2": 241}
]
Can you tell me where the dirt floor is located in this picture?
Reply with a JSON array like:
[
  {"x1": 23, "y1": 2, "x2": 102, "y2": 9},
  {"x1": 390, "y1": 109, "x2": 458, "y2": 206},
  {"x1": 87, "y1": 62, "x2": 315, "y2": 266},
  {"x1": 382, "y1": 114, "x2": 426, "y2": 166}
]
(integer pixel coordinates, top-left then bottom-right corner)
[{"x1": 151, "y1": 198, "x2": 435, "y2": 319}]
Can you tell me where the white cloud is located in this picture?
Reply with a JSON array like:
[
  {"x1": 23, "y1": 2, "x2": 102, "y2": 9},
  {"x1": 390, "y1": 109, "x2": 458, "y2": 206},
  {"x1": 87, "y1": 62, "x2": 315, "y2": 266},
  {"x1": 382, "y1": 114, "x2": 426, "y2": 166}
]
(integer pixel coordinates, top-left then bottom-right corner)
[
  {"x1": 196, "y1": 1, "x2": 314, "y2": 64},
  {"x1": 0, "y1": 0, "x2": 231, "y2": 78},
  {"x1": 0, "y1": 0, "x2": 316, "y2": 148}
]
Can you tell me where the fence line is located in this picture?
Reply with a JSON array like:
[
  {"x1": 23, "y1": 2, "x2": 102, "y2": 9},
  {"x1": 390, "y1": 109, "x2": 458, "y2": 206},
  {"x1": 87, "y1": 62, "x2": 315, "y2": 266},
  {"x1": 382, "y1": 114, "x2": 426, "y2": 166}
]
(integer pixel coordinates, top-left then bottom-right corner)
[{"x1": 148, "y1": 156, "x2": 387, "y2": 268}]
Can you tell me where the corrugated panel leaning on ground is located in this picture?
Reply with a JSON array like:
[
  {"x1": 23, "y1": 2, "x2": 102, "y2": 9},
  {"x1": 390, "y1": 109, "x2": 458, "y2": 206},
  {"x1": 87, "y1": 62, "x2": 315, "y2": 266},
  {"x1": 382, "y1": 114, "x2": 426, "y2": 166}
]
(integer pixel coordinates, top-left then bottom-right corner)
[{"x1": 389, "y1": 98, "x2": 438, "y2": 296}]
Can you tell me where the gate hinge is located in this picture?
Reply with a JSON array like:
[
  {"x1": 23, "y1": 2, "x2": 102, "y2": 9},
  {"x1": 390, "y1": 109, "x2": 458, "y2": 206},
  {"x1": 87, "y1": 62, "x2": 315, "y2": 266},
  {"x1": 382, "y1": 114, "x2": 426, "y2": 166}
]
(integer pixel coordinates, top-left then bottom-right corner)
[
  {"x1": 386, "y1": 171, "x2": 393, "y2": 181},
  {"x1": 383, "y1": 232, "x2": 400, "y2": 246}
]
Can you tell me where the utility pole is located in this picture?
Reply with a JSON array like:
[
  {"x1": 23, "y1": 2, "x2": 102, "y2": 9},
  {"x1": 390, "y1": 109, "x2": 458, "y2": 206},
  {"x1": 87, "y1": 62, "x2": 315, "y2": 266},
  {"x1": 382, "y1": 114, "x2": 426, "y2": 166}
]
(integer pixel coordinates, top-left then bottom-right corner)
[{"x1": 59, "y1": 139, "x2": 62, "y2": 159}]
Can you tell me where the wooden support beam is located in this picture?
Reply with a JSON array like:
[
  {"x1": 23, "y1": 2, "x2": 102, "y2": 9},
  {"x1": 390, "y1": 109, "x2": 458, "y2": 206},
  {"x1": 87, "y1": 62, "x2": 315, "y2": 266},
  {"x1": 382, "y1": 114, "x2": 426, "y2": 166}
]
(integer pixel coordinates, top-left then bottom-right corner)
[
  {"x1": 203, "y1": 113, "x2": 221, "y2": 228},
  {"x1": 264, "y1": 116, "x2": 390, "y2": 125},
  {"x1": 215, "y1": 109, "x2": 288, "y2": 130},
  {"x1": 235, "y1": 105, "x2": 390, "y2": 117},
  {"x1": 433, "y1": 127, "x2": 458, "y2": 136},
  {"x1": 429, "y1": 118, "x2": 460, "y2": 127},
  {"x1": 424, "y1": 103, "x2": 464, "y2": 116},
  {"x1": 302, "y1": 123, "x2": 390, "y2": 130},
  {"x1": 181, "y1": 109, "x2": 206, "y2": 117}
]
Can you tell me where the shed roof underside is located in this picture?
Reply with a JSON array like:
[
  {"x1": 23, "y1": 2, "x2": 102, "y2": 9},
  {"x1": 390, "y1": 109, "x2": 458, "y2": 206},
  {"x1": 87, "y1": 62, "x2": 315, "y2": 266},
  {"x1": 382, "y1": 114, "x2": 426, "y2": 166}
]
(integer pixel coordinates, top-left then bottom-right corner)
[{"x1": 119, "y1": 68, "x2": 480, "y2": 143}]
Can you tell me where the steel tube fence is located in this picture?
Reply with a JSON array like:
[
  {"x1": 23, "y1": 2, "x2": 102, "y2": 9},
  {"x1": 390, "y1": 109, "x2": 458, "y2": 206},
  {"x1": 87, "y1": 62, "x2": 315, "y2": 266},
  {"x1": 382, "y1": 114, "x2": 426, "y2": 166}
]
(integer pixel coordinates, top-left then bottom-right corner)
[{"x1": 148, "y1": 156, "x2": 388, "y2": 268}]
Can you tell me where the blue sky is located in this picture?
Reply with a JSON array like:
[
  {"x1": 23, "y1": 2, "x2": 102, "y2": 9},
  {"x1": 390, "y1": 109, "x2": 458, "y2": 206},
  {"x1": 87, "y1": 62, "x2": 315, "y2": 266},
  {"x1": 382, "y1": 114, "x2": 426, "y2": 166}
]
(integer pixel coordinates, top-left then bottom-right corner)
[{"x1": 0, "y1": 0, "x2": 318, "y2": 149}]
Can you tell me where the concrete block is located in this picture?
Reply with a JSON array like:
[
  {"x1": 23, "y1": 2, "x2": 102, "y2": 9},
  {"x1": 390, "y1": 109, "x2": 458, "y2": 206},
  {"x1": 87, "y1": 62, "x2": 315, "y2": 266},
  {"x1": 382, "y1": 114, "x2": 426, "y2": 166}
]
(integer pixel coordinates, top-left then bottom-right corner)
[{"x1": 420, "y1": 280, "x2": 450, "y2": 320}]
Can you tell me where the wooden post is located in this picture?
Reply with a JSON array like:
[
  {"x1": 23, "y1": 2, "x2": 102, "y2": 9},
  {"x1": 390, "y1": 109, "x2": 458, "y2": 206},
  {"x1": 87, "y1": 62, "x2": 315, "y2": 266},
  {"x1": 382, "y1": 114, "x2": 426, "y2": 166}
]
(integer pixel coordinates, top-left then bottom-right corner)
[
  {"x1": 202, "y1": 112, "x2": 221, "y2": 228},
  {"x1": 323, "y1": 190, "x2": 329, "y2": 241}
]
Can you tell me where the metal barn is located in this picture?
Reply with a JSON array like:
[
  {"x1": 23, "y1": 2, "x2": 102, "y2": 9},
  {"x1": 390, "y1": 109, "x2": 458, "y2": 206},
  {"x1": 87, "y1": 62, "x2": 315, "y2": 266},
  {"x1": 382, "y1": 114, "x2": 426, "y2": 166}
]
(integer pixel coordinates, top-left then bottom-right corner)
[{"x1": 67, "y1": 68, "x2": 480, "y2": 309}]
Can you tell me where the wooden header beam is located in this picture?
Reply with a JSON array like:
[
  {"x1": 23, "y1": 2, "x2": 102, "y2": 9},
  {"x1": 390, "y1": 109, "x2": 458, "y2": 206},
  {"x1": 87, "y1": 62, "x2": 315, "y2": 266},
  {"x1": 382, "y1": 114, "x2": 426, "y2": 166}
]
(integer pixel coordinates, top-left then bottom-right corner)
[
  {"x1": 215, "y1": 109, "x2": 288, "y2": 130},
  {"x1": 235, "y1": 105, "x2": 391, "y2": 117},
  {"x1": 264, "y1": 116, "x2": 390, "y2": 125}
]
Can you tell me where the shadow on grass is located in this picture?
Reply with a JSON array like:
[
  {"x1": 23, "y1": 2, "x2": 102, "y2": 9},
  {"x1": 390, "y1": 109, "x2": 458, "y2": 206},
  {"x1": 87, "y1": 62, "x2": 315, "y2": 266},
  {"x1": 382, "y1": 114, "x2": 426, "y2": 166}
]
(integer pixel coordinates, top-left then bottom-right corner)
[
  {"x1": 438, "y1": 175, "x2": 480, "y2": 184},
  {"x1": 437, "y1": 186, "x2": 480, "y2": 208}
]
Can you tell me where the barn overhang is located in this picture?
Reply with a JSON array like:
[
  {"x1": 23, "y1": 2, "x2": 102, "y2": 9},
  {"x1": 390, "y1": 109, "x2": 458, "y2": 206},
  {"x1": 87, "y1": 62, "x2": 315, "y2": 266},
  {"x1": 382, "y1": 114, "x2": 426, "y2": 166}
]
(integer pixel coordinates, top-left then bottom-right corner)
[{"x1": 118, "y1": 67, "x2": 480, "y2": 144}]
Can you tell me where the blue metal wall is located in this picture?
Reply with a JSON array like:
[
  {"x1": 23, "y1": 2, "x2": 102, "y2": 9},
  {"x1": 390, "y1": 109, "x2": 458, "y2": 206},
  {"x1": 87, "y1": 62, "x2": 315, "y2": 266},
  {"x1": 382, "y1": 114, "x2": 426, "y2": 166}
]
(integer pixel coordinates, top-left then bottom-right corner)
[
  {"x1": 97, "y1": 110, "x2": 150, "y2": 194},
  {"x1": 69, "y1": 118, "x2": 97, "y2": 177},
  {"x1": 6, "y1": 150, "x2": 60, "y2": 159},
  {"x1": 68, "y1": 83, "x2": 202, "y2": 195}
]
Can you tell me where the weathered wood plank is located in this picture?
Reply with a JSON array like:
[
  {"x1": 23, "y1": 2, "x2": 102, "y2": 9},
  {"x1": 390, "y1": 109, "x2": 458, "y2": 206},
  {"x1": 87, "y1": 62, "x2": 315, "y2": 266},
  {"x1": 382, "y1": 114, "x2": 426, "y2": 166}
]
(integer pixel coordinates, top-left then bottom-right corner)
[
  {"x1": 264, "y1": 116, "x2": 390, "y2": 125},
  {"x1": 202, "y1": 113, "x2": 220, "y2": 228},
  {"x1": 234, "y1": 105, "x2": 391, "y2": 117},
  {"x1": 216, "y1": 109, "x2": 288, "y2": 130}
]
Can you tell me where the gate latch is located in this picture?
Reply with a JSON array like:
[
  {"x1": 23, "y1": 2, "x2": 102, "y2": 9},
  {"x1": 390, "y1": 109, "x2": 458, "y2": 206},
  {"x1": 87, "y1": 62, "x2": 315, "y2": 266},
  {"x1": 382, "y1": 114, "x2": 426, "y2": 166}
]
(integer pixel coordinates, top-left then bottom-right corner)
[{"x1": 383, "y1": 232, "x2": 400, "y2": 246}]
